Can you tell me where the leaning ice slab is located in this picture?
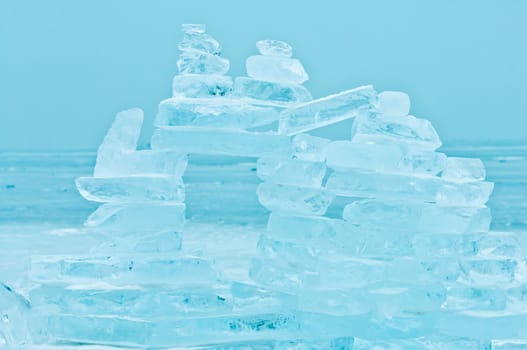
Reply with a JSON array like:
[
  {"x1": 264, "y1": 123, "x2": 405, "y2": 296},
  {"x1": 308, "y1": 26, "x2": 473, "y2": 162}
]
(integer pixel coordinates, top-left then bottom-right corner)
[
  {"x1": 151, "y1": 127, "x2": 291, "y2": 157},
  {"x1": 233, "y1": 77, "x2": 312, "y2": 105},
  {"x1": 279, "y1": 85, "x2": 376, "y2": 135},
  {"x1": 351, "y1": 111, "x2": 442, "y2": 150}
]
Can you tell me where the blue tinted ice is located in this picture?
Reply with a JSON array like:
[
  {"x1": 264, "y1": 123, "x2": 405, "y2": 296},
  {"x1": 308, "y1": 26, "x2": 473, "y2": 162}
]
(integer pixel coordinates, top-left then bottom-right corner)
[{"x1": 6, "y1": 22, "x2": 525, "y2": 349}]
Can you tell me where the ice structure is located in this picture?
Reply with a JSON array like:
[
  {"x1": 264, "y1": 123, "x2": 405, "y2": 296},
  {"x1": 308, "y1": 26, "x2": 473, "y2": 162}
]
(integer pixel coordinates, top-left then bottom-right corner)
[{"x1": 2, "y1": 24, "x2": 526, "y2": 349}]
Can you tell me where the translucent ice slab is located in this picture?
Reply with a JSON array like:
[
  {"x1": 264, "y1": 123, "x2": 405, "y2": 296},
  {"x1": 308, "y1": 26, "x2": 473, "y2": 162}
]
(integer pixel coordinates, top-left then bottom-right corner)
[
  {"x1": 154, "y1": 98, "x2": 280, "y2": 129},
  {"x1": 30, "y1": 284, "x2": 231, "y2": 318},
  {"x1": 30, "y1": 255, "x2": 217, "y2": 286},
  {"x1": 151, "y1": 127, "x2": 291, "y2": 157},
  {"x1": 342, "y1": 200, "x2": 491, "y2": 234},
  {"x1": 326, "y1": 169, "x2": 493, "y2": 206},
  {"x1": 76, "y1": 175, "x2": 185, "y2": 203},
  {"x1": 279, "y1": 85, "x2": 375, "y2": 135},
  {"x1": 325, "y1": 141, "x2": 446, "y2": 175}
]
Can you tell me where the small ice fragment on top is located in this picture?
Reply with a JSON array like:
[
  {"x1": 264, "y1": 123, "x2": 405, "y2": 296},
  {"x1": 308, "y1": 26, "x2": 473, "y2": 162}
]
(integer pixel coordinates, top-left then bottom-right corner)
[
  {"x1": 181, "y1": 23, "x2": 205, "y2": 34},
  {"x1": 256, "y1": 40, "x2": 293, "y2": 58},
  {"x1": 378, "y1": 91, "x2": 411, "y2": 117}
]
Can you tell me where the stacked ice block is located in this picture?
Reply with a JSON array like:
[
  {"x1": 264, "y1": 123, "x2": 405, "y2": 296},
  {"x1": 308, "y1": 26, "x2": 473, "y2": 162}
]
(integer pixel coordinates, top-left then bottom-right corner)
[
  {"x1": 3, "y1": 23, "x2": 526, "y2": 349},
  {"x1": 251, "y1": 91, "x2": 527, "y2": 345}
]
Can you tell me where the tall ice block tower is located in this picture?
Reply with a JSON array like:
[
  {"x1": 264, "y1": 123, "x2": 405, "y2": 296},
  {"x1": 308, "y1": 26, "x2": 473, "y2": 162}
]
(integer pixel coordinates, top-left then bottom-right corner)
[{"x1": 2, "y1": 23, "x2": 526, "y2": 349}]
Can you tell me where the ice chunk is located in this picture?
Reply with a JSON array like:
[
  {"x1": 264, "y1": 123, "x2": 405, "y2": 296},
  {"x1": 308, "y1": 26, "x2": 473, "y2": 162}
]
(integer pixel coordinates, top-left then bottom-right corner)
[
  {"x1": 279, "y1": 85, "x2": 376, "y2": 135},
  {"x1": 30, "y1": 255, "x2": 217, "y2": 285},
  {"x1": 97, "y1": 108, "x2": 143, "y2": 152},
  {"x1": 95, "y1": 150, "x2": 188, "y2": 178},
  {"x1": 181, "y1": 23, "x2": 206, "y2": 34},
  {"x1": 93, "y1": 108, "x2": 188, "y2": 178},
  {"x1": 85, "y1": 202, "x2": 185, "y2": 232},
  {"x1": 173, "y1": 74, "x2": 233, "y2": 98},
  {"x1": 179, "y1": 30, "x2": 221, "y2": 55},
  {"x1": 246, "y1": 55, "x2": 308, "y2": 84},
  {"x1": 257, "y1": 156, "x2": 326, "y2": 187},
  {"x1": 155, "y1": 98, "x2": 280, "y2": 129},
  {"x1": 233, "y1": 77, "x2": 312, "y2": 104},
  {"x1": 177, "y1": 50, "x2": 230, "y2": 75},
  {"x1": 292, "y1": 133, "x2": 331, "y2": 161},
  {"x1": 351, "y1": 111, "x2": 442, "y2": 151},
  {"x1": 342, "y1": 200, "x2": 491, "y2": 234},
  {"x1": 326, "y1": 169, "x2": 493, "y2": 206},
  {"x1": 94, "y1": 108, "x2": 143, "y2": 173},
  {"x1": 256, "y1": 39, "x2": 293, "y2": 58},
  {"x1": 75, "y1": 175, "x2": 184, "y2": 203},
  {"x1": 442, "y1": 157, "x2": 486, "y2": 181},
  {"x1": 256, "y1": 182, "x2": 334, "y2": 215},
  {"x1": 151, "y1": 127, "x2": 291, "y2": 157},
  {"x1": 376, "y1": 91, "x2": 411, "y2": 116},
  {"x1": 325, "y1": 141, "x2": 446, "y2": 175}
]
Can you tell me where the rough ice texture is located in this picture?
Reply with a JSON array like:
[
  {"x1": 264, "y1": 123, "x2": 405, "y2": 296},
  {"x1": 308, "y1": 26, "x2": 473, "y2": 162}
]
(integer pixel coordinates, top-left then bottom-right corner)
[
  {"x1": 172, "y1": 74, "x2": 233, "y2": 98},
  {"x1": 351, "y1": 111, "x2": 442, "y2": 151},
  {"x1": 151, "y1": 127, "x2": 291, "y2": 157},
  {"x1": 246, "y1": 55, "x2": 308, "y2": 84},
  {"x1": 279, "y1": 85, "x2": 376, "y2": 135},
  {"x1": 256, "y1": 39, "x2": 293, "y2": 57},
  {"x1": 233, "y1": 77, "x2": 312, "y2": 105},
  {"x1": 376, "y1": 91, "x2": 411, "y2": 116},
  {"x1": 325, "y1": 141, "x2": 446, "y2": 175},
  {"x1": 155, "y1": 98, "x2": 280, "y2": 129}
]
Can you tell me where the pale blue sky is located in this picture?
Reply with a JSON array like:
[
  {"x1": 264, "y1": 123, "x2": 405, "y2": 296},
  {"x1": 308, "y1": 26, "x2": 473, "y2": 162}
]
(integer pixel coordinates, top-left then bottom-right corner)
[{"x1": 1, "y1": 0, "x2": 526, "y2": 150}]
